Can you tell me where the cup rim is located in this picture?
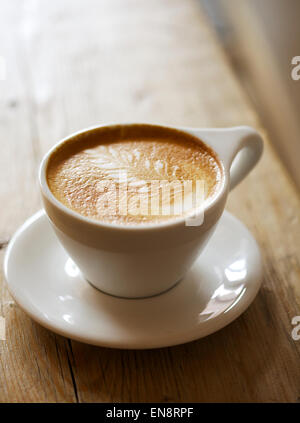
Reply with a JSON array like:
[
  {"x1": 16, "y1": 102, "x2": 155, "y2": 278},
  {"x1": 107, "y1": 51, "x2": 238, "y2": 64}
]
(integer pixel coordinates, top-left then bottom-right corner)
[{"x1": 39, "y1": 122, "x2": 228, "y2": 232}]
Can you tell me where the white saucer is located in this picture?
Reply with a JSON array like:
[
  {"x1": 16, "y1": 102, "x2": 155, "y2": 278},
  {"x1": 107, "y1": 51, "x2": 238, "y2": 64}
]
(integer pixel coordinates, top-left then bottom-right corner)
[{"x1": 4, "y1": 210, "x2": 262, "y2": 349}]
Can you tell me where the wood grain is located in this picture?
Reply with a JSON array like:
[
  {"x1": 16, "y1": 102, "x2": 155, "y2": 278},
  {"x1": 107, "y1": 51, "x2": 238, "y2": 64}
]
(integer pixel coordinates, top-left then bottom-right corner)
[{"x1": 0, "y1": 0, "x2": 299, "y2": 402}]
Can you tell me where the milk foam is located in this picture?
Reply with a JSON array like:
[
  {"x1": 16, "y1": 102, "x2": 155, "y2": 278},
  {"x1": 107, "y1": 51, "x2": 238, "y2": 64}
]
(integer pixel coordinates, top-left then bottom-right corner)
[{"x1": 47, "y1": 130, "x2": 223, "y2": 224}]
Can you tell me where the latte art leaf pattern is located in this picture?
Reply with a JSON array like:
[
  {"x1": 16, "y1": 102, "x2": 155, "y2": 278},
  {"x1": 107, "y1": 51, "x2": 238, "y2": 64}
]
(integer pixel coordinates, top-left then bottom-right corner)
[
  {"x1": 83, "y1": 144, "x2": 177, "y2": 185},
  {"x1": 47, "y1": 135, "x2": 222, "y2": 225}
]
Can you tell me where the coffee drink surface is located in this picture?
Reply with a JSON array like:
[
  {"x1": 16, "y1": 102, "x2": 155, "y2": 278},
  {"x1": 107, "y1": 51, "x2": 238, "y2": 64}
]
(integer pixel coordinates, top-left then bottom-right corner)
[{"x1": 47, "y1": 125, "x2": 223, "y2": 225}]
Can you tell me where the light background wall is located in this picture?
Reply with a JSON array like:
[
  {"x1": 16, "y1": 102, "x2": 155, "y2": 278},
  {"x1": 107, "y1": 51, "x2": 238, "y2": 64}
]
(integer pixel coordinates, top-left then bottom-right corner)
[{"x1": 201, "y1": 0, "x2": 300, "y2": 190}]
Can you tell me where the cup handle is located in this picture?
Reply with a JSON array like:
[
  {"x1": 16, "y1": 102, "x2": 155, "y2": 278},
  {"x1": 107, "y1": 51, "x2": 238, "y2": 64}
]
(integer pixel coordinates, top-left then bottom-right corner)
[{"x1": 192, "y1": 126, "x2": 263, "y2": 191}]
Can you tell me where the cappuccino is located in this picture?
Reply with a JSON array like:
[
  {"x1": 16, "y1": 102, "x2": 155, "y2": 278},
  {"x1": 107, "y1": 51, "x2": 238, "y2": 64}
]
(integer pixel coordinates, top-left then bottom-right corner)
[{"x1": 47, "y1": 125, "x2": 223, "y2": 224}]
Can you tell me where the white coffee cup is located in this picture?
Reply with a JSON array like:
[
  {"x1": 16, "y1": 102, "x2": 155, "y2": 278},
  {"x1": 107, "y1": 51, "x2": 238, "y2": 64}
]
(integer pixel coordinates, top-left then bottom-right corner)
[{"x1": 39, "y1": 123, "x2": 263, "y2": 298}]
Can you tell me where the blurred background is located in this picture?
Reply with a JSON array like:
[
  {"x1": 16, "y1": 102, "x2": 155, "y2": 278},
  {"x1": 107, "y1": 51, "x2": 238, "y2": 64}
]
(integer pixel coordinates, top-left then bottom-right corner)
[
  {"x1": 201, "y1": 0, "x2": 300, "y2": 189},
  {"x1": 1, "y1": 0, "x2": 300, "y2": 404},
  {"x1": 1, "y1": 0, "x2": 300, "y2": 190}
]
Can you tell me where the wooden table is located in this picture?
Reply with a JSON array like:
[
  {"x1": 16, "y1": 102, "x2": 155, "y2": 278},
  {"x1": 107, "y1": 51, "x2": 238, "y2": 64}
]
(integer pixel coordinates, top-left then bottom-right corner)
[{"x1": 0, "y1": 0, "x2": 299, "y2": 403}]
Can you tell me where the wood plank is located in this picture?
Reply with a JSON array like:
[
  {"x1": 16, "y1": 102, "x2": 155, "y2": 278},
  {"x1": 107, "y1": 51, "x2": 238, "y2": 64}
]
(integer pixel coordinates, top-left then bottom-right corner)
[
  {"x1": 0, "y1": 0, "x2": 299, "y2": 402},
  {"x1": 0, "y1": 1, "x2": 76, "y2": 403}
]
